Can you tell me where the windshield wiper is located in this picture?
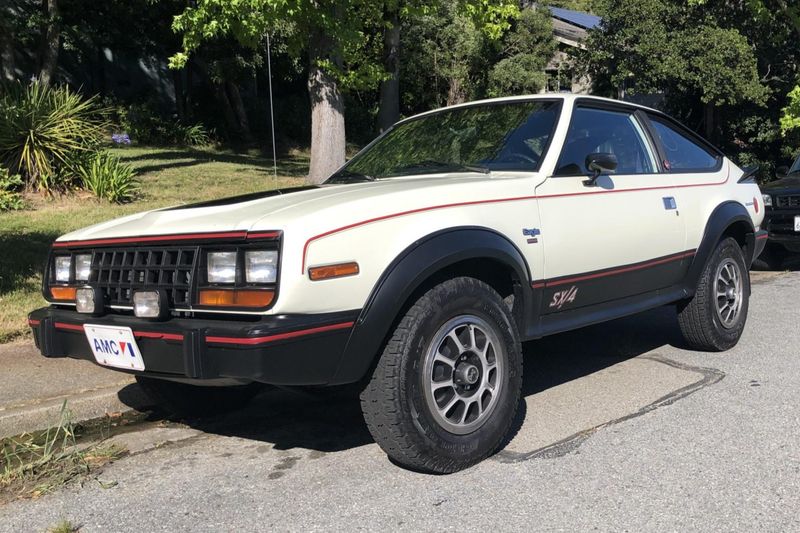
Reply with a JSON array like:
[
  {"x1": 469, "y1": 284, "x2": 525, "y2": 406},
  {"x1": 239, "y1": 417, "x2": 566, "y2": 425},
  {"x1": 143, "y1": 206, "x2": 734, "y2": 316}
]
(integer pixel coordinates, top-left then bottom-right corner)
[
  {"x1": 328, "y1": 170, "x2": 376, "y2": 183},
  {"x1": 394, "y1": 160, "x2": 491, "y2": 175}
]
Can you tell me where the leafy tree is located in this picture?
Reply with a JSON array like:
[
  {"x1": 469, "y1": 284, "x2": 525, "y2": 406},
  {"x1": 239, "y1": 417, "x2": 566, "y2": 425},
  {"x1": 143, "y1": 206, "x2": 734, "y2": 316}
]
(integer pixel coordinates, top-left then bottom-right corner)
[
  {"x1": 582, "y1": 0, "x2": 768, "y2": 145},
  {"x1": 487, "y1": 8, "x2": 557, "y2": 97},
  {"x1": 169, "y1": 0, "x2": 518, "y2": 183}
]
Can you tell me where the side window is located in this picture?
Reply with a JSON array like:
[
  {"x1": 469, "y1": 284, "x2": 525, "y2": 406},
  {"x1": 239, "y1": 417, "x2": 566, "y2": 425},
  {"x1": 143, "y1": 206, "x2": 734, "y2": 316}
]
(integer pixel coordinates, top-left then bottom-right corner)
[
  {"x1": 554, "y1": 107, "x2": 655, "y2": 176},
  {"x1": 648, "y1": 116, "x2": 719, "y2": 171}
]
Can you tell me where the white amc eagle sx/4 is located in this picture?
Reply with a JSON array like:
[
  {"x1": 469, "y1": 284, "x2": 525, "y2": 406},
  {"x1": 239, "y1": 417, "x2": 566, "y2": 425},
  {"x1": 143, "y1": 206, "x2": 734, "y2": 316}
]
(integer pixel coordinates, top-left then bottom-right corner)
[{"x1": 30, "y1": 95, "x2": 766, "y2": 473}]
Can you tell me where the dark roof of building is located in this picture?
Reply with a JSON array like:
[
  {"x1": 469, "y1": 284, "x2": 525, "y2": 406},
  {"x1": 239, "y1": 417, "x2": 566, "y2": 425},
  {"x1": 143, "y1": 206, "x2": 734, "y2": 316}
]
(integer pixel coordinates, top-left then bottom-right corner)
[{"x1": 547, "y1": 6, "x2": 602, "y2": 30}]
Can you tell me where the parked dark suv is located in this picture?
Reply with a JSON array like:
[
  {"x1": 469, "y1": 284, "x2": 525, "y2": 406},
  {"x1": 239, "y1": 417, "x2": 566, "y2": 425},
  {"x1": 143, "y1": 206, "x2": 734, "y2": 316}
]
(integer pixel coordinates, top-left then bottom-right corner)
[{"x1": 759, "y1": 155, "x2": 800, "y2": 269}]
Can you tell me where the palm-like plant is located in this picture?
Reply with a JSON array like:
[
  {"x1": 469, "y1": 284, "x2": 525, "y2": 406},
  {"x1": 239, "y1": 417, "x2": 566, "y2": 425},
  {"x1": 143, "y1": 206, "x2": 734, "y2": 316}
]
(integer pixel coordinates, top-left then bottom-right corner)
[{"x1": 0, "y1": 81, "x2": 108, "y2": 193}]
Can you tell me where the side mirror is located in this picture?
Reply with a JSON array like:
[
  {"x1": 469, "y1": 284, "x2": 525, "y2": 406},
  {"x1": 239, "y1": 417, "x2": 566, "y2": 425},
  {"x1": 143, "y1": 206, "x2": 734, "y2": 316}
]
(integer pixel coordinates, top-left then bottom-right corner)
[
  {"x1": 584, "y1": 152, "x2": 618, "y2": 187},
  {"x1": 777, "y1": 165, "x2": 790, "y2": 178}
]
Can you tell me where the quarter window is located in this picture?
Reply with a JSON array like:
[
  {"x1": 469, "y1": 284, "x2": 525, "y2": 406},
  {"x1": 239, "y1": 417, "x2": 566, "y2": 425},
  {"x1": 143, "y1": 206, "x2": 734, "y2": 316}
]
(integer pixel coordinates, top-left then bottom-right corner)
[
  {"x1": 555, "y1": 107, "x2": 656, "y2": 176},
  {"x1": 648, "y1": 116, "x2": 719, "y2": 171}
]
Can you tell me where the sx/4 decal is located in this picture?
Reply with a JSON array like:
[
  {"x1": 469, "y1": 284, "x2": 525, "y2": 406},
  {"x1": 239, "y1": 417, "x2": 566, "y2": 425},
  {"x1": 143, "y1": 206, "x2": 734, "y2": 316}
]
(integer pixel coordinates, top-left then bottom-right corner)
[{"x1": 549, "y1": 286, "x2": 578, "y2": 310}]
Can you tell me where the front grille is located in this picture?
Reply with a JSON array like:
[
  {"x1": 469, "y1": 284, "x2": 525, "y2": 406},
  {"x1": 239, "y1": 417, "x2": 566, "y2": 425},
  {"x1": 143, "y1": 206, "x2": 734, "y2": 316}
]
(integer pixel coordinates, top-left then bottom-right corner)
[
  {"x1": 776, "y1": 195, "x2": 800, "y2": 208},
  {"x1": 92, "y1": 247, "x2": 197, "y2": 308}
]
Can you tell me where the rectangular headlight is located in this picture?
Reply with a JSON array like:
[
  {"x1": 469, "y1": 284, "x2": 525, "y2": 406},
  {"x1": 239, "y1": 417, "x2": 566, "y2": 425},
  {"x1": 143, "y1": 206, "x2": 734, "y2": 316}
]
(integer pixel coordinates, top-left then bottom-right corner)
[
  {"x1": 55, "y1": 256, "x2": 72, "y2": 282},
  {"x1": 245, "y1": 250, "x2": 278, "y2": 283},
  {"x1": 75, "y1": 254, "x2": 92, "y2": 281},
  {"x1": 762, "y1": 194, "x2": 772, "y2": 207},
  {"x1": 207, "y1": 251, "x2": 237, "y2": 284}
]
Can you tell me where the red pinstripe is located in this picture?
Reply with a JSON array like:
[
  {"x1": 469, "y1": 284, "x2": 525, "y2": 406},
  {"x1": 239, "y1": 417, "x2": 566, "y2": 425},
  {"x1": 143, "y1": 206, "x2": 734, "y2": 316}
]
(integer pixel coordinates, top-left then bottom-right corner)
[
  {"x1": 530, "y1": 250, "x2": 696, "y2": 289},
  {"x1": 54, "y1": 321, "x2": 183, "y2": 341},
  {"x1": 206, "y1": 321, "x2": 355, "y2": 346},
  {"x1": 300, "y1": 175, "x2": 729, "y2": 272},
  {"x1": 52, "y1": 230, "x2": 280, "y2": 249}
]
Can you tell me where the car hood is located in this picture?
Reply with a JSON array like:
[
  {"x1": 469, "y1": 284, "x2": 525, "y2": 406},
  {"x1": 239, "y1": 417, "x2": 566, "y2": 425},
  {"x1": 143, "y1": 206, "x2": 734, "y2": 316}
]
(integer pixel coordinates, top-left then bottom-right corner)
[
  {"x1": 55, "y1": 173, "x2": 530, "y2": 243},
  {"x1": 762, "y1": 175, "x2": 800, "y2": 194}
]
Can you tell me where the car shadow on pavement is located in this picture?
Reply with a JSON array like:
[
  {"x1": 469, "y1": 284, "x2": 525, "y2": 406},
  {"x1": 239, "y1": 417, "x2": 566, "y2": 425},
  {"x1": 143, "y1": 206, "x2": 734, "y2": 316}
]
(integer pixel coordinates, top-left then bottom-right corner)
[{"x1": 120, "y1": 305, "x2": 685, "y2": 456}]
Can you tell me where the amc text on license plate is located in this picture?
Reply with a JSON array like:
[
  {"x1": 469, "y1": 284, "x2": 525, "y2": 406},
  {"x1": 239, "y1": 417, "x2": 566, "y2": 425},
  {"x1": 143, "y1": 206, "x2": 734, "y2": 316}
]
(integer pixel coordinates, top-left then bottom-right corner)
[{"x1": 84, "y1": 324, "x2": 146, "y2": 371}]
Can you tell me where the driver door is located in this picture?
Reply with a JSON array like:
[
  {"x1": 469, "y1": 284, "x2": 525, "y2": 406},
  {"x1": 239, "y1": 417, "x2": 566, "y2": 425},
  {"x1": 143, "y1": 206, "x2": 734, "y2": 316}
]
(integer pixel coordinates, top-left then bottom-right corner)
[{"x1": 535, "y1": 103, "x2": 687, "y2": 314}]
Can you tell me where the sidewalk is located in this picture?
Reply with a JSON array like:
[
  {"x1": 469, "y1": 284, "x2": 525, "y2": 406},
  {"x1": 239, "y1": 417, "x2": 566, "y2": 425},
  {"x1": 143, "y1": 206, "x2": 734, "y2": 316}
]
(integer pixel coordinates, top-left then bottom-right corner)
[{"x1": 0, "y1": 339, "x2": 151, "y2": 437}]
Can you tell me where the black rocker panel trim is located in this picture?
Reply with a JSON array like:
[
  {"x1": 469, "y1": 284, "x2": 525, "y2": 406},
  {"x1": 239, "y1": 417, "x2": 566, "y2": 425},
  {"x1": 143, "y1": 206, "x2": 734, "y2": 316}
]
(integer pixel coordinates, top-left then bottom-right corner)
[
  {"x1": 537, "y1": 249, "x2": 695, "y2": 315},
  {"x1": 330, "y1": 227, "x2": 534, "y2": 385}
]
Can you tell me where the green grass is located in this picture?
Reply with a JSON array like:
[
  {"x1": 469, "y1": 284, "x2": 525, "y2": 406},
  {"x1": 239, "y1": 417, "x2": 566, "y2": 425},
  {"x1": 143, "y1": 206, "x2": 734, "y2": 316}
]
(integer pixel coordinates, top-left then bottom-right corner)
[
  {"x1": 0, "y1": 145, "x2": 309, "y2": 343},
  {"x1": 0, "y1": 402, "x2": 125, "y2": 504}
]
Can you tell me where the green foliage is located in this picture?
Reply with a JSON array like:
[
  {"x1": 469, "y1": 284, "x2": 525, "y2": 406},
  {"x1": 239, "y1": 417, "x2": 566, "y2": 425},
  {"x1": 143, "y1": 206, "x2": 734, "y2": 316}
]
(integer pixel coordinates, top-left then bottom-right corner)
[
  {"x1": 0, "y1": 81, "x2": 107, "y2": 193},
  {"x1": 76, "y1": 151, "x2": 138, "y2": 203},
  {"x1": 0, "y1": 167, "x2": 25, "y2": 212},
  {"x1": 111, "y1": 101, "x2": 210, "y2": 146},
  {"x1": 780, "y1": 85, "x2": 800, "y2": 136},
  {"x1": 169, "y1": 0, "x2": 519, "y2": 92},
  {"x1": 488, "y1": 9, "x2": 557, "y2": 97}
]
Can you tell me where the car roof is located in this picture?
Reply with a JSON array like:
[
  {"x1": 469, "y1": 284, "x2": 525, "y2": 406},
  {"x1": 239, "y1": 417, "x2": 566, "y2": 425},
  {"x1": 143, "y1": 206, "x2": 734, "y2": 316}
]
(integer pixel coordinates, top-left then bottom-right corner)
[{"x1": 401, "y1": 94, "x2": 661, "y2": 124}]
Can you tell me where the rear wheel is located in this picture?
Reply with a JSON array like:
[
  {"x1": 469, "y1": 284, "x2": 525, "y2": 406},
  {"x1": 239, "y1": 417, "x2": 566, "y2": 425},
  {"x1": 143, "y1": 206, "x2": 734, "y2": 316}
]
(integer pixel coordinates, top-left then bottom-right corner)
[
  {"x1": 677, "y1": 237, "x2": 749, "y2": 351},
  {"x1": 136, "y1": 376, "x2": 264, "y2": 418},
  {"x1": 360, "y1": 277, "x2": 523, "y2": 474}
]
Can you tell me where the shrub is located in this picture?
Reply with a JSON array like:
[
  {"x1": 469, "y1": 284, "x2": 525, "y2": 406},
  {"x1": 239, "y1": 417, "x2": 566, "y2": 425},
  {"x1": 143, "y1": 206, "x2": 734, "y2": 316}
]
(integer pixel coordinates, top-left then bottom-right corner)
[
  {"x1": 109, "y1": 100, "x2": 210, "y2": 146},
  {"x1": 76, "y1": 151, "x2": 138, "y2": 203},
  {"x1": 176, "y1": 123, "x2": 210, "y2": 146},
  {"x1": 0, "y1": 167, "x2": 25, "y2": 211},
  {"x1": 0, "y1": 81, "x2": 108, "y2": 193}
]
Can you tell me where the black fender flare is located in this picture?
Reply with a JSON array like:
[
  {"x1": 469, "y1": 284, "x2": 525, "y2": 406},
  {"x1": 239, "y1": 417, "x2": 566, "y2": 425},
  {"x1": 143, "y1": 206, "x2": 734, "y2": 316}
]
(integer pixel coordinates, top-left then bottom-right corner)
[
  {"x1": 684, "y1": 201, "x2": 754, "y2": 292},
  {"x1": 328, "y1": 227, "x2": 532, "y2": 385}
]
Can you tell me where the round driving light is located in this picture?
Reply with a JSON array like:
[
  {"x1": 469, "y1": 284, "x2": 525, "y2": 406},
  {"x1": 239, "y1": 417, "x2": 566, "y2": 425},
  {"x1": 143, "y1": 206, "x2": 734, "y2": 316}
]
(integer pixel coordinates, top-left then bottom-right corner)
[{"x1": 55, "y1": 256, "x2": 71, "y2": 282}]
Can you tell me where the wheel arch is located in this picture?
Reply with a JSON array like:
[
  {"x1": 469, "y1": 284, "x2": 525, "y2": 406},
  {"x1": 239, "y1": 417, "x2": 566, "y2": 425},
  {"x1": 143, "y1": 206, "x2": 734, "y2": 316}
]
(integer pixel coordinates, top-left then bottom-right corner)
[
  {"x1": 329, "y1": 227, "x2": 532, "y2": 385},
  {"x1": 685, "y1": 201, "x2": 755, "y2": 293}
]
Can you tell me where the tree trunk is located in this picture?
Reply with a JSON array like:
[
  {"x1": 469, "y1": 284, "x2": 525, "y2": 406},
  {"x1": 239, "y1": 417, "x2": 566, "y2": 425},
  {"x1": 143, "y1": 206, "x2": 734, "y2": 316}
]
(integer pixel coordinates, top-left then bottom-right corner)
[
  {"x1": 193, "y1": 57, "x2": 242, "y2": 140},
  {"x1": 173, "y1": 69, "x2": 186, "y2": 123},
  {"x1": 704, "y1": 101, "x2": 715, "y2": 142},
  {"x1": 226, "y1": 81, "x2": 253, "y2": 142},
  {"x1": 447, "y1": 77, "x2": 467, "y2": 106},
  {"x1": 377, "y1": 9, "x2": 400, "y2": 133},
  {"x1": 0, "y1": 8, "x2": 16, "y2": 82},
  {"x1": 38, "y1": 0, "x2": 60, "y2": 85},
  {"x1": 307, "y1": 34, "x2": 346, "y2": 184}
]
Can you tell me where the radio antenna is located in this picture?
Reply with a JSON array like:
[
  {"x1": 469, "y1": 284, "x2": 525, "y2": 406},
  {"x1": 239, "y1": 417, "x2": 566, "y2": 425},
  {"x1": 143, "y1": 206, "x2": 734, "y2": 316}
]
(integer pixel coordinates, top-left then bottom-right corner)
[{"x1": 266, "y1": 33, "x2": 278, "y2": 191}]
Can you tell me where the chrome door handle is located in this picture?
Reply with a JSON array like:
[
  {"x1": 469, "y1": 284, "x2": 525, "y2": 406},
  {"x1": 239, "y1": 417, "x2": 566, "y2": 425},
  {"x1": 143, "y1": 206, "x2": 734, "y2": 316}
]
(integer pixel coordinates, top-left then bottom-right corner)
[{"x1": 663, "y1": 197, "x2": 677, "y2": 210}]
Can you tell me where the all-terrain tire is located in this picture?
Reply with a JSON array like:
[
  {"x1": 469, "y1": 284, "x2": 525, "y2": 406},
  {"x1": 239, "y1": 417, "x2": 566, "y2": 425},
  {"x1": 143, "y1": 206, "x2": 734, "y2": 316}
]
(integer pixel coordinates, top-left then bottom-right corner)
[
  {"x1": 360, "y1": 277, "x2": 523, "y2": 474},
  {"x1": 677, "y1": 237, "x2": 750, "y2": 351},
  {"x1": 136, "y1": 376, "x2": 265, "y2": 418}
]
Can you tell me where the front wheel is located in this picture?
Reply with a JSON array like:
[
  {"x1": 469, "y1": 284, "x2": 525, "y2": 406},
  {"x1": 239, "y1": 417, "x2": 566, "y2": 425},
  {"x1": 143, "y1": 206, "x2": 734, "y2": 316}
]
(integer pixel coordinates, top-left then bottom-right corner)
[
  {"x1": 360, "y1": 277, "x2": 523, "y2": 474},
  {"x1": 677, "y1": 237, "x2": 750, "y2": 351}
]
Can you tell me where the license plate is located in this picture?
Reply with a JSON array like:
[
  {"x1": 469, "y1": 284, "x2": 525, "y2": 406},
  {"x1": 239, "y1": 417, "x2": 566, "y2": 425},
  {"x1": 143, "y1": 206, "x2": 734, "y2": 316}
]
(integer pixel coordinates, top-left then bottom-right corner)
[
  {"x1": 84, "y1": 324, "x2": 145, "y2": 371},
  {"x1": 795, "y1": 215, "x2": 800, "y2": 232}
]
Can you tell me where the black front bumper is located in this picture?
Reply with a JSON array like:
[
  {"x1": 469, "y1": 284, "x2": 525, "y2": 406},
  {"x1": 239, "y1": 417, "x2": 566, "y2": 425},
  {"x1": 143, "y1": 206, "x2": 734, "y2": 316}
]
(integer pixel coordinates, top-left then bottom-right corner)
[
  {"x1": 763, "y1": 209, "x2": 800, "y2": 252},
  {"x1": 28, "y1": 307, "x2": 360, "y2": 386}
]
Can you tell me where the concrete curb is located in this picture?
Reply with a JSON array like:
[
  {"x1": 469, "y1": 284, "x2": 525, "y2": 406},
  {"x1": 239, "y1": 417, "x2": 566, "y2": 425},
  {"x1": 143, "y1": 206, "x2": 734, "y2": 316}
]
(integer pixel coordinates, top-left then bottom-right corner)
[{"x1": 0, "y1": 383, "x2": 153, "y2": 438}]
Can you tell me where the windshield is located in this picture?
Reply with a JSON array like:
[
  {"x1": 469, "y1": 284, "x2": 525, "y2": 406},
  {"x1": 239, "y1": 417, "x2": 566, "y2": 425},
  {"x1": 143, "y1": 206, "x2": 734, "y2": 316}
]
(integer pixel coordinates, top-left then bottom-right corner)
[
  {"x1": 790, "y1": 154, "x2": 800, "y2": 174},
  {"x1": 328, "y1": 100, "x2": 561, "y2": 182}
]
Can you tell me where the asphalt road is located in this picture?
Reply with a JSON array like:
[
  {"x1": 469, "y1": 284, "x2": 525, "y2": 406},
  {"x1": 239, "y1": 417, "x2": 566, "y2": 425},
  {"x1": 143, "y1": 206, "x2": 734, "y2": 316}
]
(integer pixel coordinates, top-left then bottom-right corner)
[{"x1": 2, "y1": 271, "x2": 799, "y2": 532}]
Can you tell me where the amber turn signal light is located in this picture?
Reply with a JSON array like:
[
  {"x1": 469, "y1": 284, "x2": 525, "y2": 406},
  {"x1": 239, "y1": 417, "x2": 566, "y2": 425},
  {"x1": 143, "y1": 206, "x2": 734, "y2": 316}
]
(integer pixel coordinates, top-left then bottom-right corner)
[
  {"x1": 50, "y1": 286, "x2": 77, "y2": 301},
  {"x1": 308, "y1": 262, "x2": 360, "y2": 281},
  {"x1": 199, "y1": 289, "x2": 274, "y2": 308}
]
